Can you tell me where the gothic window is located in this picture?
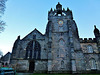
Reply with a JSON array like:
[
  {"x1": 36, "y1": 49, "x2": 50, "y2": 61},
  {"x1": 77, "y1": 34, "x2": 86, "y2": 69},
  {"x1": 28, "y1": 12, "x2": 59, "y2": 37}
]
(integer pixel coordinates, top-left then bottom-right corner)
[
  {"x1": 87, "y1": 45, "x2": 93, "y2": 53},
  {"x1": 61, "y1": 60, "x2": 64, "y2": 69},
  {"x1": 25, "y1": 41, "x2": 33, "y2": 59},
  {"x1": 25, "y1": 41, "x2": 41, "y2": 59},
  {"x1": 72, "y1": 60, "x2": 76, "y2": 71},
  {"x1": 89, "y1": 59, "x2": 97, "y2": 70},
  {"x1": 34, "y1": 41, "x2": 41, "y2": 59},
  {"x1": 59, "y1": 39, "x2": 65, "y2": 57},
  {"x1": 59, "y1": 39, "x2": 65, "y2": 47}
]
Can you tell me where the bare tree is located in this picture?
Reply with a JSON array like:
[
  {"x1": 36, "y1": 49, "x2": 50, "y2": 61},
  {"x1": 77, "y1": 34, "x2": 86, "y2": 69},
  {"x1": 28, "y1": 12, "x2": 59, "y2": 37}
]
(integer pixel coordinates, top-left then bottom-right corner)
[
  {"x1": 0, "y1": 21, "x2": 5, "y2": 33},
  {"x1": 0, "y1": 0, "x2": 7, "y2": 33}
]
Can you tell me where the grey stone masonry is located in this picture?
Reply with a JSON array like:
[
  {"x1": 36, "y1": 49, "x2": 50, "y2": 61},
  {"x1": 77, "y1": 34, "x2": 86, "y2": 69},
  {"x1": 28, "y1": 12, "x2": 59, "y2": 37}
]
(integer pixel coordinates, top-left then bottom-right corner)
[{"x1": 10, "y1": 2, "x2": 100, "y2": 73}]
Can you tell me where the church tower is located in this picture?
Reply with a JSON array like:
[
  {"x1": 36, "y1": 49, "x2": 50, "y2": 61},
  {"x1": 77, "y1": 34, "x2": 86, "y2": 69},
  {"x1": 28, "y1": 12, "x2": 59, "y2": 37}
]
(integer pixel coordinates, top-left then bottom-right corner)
[
  {"x1": 46, "y1": 2, "x2": 84, "y2": 73},
  {"x1": 10, "y1": 2, "x2": 92, "y2": 73}
]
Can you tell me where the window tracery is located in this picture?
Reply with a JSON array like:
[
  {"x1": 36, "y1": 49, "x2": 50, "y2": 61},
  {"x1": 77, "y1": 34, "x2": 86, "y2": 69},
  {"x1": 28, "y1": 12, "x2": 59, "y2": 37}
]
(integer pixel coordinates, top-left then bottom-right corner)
[{"x1": 25, "y1": 41, "x2": 41, "y2": 59}]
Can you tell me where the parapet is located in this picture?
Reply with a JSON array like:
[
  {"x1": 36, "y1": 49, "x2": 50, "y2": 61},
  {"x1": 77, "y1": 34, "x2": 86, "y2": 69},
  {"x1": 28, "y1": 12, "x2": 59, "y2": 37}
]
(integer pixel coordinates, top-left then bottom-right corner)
[
  {"x1": 80, "y1": 38, "x2": 96, "y2": 43},
  {"x1": 48, "y1": 2, "x2": 73, "y2": 20}
]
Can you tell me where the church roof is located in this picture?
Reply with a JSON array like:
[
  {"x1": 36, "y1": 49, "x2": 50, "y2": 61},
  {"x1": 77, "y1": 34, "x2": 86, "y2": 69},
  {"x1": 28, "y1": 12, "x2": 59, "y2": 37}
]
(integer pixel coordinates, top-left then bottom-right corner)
[{"x1": 22, "y1": 28, "x2": 44, "y2": 41}]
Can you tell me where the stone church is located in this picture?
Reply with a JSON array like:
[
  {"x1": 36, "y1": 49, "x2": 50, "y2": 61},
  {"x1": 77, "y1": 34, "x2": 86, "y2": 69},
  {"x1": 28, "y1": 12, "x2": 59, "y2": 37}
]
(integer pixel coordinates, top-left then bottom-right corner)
[{"x1": 10, "y1": 3, "x2": 100, "y2": 73}]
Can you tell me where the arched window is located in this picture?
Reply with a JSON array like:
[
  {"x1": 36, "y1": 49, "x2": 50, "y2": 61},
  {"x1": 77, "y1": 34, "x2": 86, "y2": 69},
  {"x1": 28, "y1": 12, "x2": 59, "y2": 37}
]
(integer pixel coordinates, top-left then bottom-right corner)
[
  {"x1": 87, "y1": 45, "x2": 93, "y2": 53},
  {"x1": 61, "y1": 60, "x2": 64, "y2": 69},
  {"x1": 72, "y1": 60, "x2": 76, "y2": 71},
  {"x1": 25, "y1": 41, "x2": 41, "y2": 59},
  {"x1": 34, "y1": 41, "x2": 41, "y2": 59},
  {"x1": 59, "y1": 39, "x2": 65, "y2": 57},
  {"x1": 59, "y1": 39, "x2": 65, "y2": 47},
  {"x1": 25, "y1": 41, "x2": 33, "y2": 59},
  {"x1": 89, "y1": 59, "x2": 97, "y2": 70}
]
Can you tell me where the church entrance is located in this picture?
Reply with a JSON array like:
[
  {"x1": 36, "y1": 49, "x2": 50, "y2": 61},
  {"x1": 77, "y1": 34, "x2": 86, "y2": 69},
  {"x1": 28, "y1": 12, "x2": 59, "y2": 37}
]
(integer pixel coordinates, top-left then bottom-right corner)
[{"x1": 29, "y1": 60, "x2": 35, "y2": 72}]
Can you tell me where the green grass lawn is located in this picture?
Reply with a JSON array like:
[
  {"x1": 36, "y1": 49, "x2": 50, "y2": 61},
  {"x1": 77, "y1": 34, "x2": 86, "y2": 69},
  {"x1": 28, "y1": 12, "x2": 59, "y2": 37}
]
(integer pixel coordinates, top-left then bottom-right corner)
[
  {"x1": 30, "y1": 74, "x2": 100, "y2": 75},
  {"x1": 16, "y1": 74, "x2": 100, "y2": 75},
  {"x1": 26, "y1": 74, "x2": 71, "y2": 75}
]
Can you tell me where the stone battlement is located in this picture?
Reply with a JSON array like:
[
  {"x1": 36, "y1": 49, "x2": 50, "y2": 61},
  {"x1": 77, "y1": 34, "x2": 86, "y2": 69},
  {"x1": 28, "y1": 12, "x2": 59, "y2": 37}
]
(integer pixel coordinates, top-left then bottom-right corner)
[{"x1": 80, "y1": 38, "x2": 96, "y2": 43}]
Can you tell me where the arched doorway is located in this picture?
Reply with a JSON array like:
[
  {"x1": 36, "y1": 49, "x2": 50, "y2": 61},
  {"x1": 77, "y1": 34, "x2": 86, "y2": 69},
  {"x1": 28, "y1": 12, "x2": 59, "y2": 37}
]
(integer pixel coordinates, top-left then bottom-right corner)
[{"x1": 29, "y1": 60, "x2": 35, "y2": 72}]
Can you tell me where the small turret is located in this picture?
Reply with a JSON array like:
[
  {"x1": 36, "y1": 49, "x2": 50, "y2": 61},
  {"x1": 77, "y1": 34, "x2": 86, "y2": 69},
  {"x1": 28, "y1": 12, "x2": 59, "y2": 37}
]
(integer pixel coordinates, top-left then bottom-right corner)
[
  {"x1": 56, "y1": 2, "x2": 62, "y2": 15},
  {"x1": 13, "y1": 35, "x2": 20, "y2": 48},
  {"x1": 48, "y1": 8, "x2": 54, "y2": 18},
  {"x1": 50, "y1": 8, "x2": 53, "y2": 12},
  {"x1": 48, "y1": 2, "x2": 74, "y2": 20},
  {"x1": 67, "y1": 8, "x2": 70, "y2": 11},
  {"x1": 17, "y1": 35, "x2": 20, "y2": 40},
  {"x1": 66, "y1": 8, "x2": 73, "y2": 19},
  {"x1": 11, "y1": 35, "x2": 21, "y2": 59}
]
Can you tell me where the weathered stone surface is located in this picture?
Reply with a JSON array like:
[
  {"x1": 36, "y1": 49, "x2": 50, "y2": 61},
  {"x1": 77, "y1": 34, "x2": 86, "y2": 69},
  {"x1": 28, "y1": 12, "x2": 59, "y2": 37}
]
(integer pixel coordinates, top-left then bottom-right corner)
[
  {"x1": 10, "y1": 60, "x2": 29, "y2": 71},
  {"x1": 10, "y1": 2, "x2": 100, "y2": 73},
  {"x1": 35, "y1": 60, "x2": 47, "y2": 71}
]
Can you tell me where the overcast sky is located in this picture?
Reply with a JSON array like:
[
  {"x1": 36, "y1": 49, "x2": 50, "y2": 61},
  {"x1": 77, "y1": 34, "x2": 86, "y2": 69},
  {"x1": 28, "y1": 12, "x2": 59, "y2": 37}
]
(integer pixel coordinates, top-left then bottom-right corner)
[{"x1": 0, "y1": 0, "x2": 100, "y2": 55}]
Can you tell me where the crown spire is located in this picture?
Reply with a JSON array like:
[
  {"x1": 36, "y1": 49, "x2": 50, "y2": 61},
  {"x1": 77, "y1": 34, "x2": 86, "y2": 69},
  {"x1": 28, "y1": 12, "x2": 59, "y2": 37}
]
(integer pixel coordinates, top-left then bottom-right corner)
[
  {"x1": 56, "y1": 2, "x2": 62, "y2": 15},
  {"x1": 56, "y1": 2, "x2": 62, "y2": 9}
]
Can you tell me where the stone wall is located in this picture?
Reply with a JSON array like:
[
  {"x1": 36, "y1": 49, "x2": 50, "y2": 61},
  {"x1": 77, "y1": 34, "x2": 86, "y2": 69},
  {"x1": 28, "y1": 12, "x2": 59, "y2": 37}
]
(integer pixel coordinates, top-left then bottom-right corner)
[
  {"x1": 10, "y1": 59, "x2": 29, "y2": 72},
  {"x1": 80, "y1": 42, "x2": 100, "y2": 71},
  {"x1": 81, "y1": 43, "x2": 98, "y2": 53},
  {"x1": 10, "y1": 3, "x2": 100, "y2": 73},
  {"x1": 34, "y1": 60, "x2": 47, "y2": 73}
]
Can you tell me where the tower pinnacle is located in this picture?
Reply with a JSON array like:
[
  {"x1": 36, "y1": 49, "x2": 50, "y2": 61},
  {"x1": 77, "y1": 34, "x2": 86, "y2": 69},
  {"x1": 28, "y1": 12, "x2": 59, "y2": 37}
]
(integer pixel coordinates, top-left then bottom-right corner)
[{"x1": 56, "y1": 2, "x2": 62, "y2": 15}]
